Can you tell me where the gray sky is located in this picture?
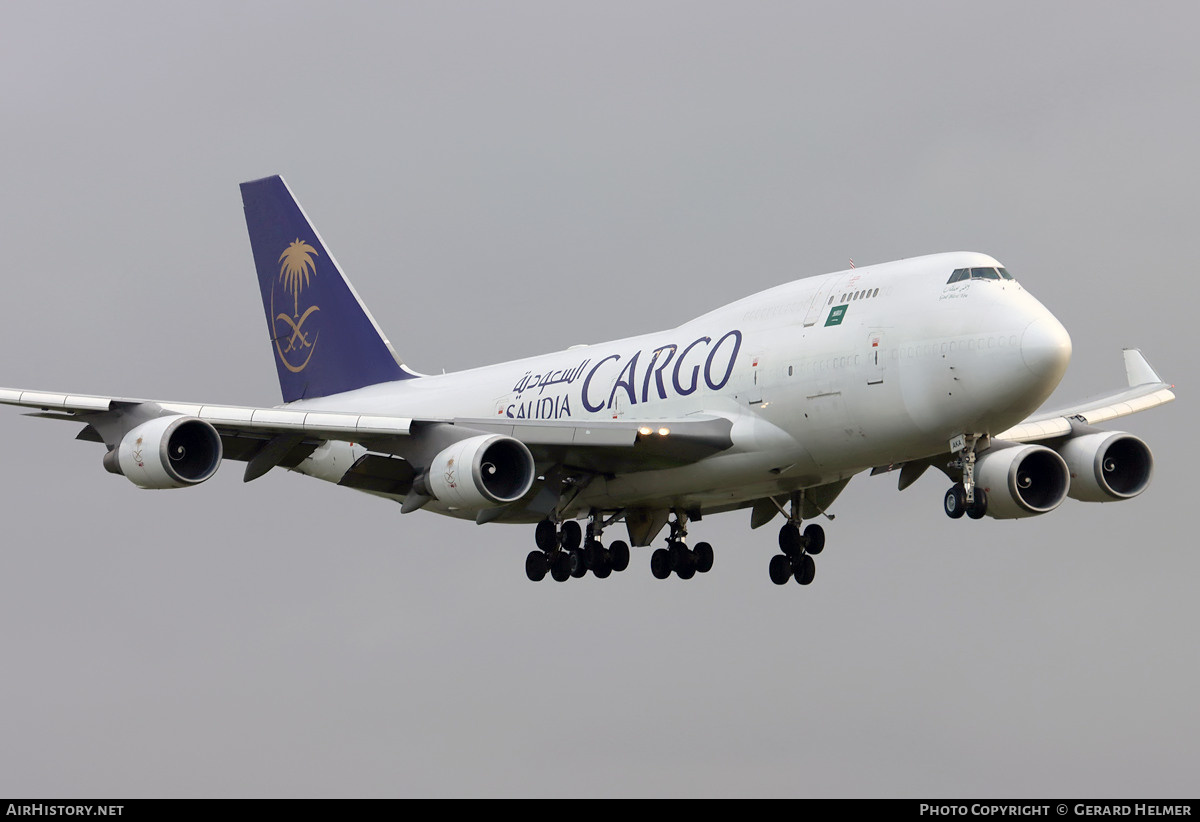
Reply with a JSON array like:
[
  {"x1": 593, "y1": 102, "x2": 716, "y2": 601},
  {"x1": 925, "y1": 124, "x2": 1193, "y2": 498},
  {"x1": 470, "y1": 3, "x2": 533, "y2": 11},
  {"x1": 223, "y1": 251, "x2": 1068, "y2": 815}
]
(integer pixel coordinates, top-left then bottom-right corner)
[{"x1": 1, "y1": 1, "x2": 1195, "y2": 798}]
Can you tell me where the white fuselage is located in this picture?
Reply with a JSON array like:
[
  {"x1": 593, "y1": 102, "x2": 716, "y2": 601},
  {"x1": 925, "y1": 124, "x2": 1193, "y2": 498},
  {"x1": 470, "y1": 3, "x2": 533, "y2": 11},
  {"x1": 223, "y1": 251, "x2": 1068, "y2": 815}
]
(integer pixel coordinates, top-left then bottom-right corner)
[{"x1": 289, "y1": 252, "x2": 1072, "y2": 519}]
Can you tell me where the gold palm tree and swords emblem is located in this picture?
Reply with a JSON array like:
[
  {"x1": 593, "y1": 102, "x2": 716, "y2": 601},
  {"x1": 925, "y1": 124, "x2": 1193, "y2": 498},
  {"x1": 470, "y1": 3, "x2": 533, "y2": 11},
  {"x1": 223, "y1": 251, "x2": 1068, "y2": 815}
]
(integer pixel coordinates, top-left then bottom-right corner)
[{"x1": 272, "y1": 239, "x2": 321, "y2": 372}]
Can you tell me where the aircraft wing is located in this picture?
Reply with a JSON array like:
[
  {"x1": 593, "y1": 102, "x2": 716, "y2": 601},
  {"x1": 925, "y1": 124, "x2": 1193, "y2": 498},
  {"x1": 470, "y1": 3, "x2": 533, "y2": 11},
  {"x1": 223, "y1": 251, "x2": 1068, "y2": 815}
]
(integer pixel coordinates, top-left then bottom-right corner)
[
  {"x1": 994, "y1": 349, "x2": 1175, "y2": 443},
  {"x1": 0, "y1": 387, "x2": 415, "y2": 480},
  {"x1": 0, "y1": 388, "x2": 414, "y2": 439},
  {"x1": 0, "y1": 387, "x2": 735, "y2": 483}
]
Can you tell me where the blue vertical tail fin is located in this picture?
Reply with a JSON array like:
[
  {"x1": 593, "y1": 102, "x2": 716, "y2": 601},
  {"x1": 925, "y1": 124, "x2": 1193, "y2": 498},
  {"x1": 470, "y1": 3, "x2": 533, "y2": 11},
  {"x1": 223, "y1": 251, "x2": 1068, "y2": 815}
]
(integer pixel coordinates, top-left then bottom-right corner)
[{"x1": 240, "y1": 175, "x2": 418, "y2": 402}]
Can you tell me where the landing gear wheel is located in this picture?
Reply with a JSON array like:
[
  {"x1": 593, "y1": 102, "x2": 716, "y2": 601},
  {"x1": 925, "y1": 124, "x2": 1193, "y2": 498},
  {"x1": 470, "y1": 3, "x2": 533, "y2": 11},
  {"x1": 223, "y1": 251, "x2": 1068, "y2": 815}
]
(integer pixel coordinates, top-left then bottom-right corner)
[
  {"x1": 583, "y1": 539, "x2": 605, "y2": 570},
  {"x1": 803, "y1": 524, "x2": 825, "y2": 555},
  {"x1": 535, "y1": 520, "x2": 557, "y2": 552},
  {"x1": 794, "y1": 553, "x2": 816, "y2": 585},
  {"x1": 944, "y1": 483, "x2": 967, "y2": 519},
  {"x1": 560, "y1": 520, "x2": 582, "y2": 551},
  {"x1": 525, "y1": 550, "x2": 548, "y2": 582},
  {"x1": 694, "y1": 542, "x2": 714, "y2": 573},
  {"x1": 676, "y1": 550, "x2": 697, "y2": 580},
  {"x1": 568, "y1": 548, "x2": 587, "y2": 578},
  {"x1": 592, "y1": 557, "x2": 612, "y2": 579},
  {"x1": 769, "y1": 554, "x2": 792, "y2": 585},
  {"x1": 778, "y1": 523, "x2": 802, "y2": 556},
  {"x1": 967, "y1": 488, "x2": 988, "y2": 519},
  {"x1": 668, "y1": 540, "x2": 689, "y2": 569},
  {"x1": 650, "y1": 548, "x2": 672, "y2": 580},
  {"x1": 609, "y1": 540, "x2": 630, "y2": 573},
  {"x1": 550, "y1": 552, "x2": 571, "y2": 582}
]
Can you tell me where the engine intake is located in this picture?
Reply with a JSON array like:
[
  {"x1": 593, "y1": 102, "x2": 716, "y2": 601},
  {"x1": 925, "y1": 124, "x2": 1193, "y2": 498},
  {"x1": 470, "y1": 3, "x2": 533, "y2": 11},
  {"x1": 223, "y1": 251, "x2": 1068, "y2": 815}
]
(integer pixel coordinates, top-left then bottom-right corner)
[
  {"x1": 976, "y1": 443, "x2": 1070, "y2": 519},
  {"x1": 106, "y1": 416, "x2": 223, "y2": 489},
  {"x1": 1057, "y1": 431, "x2": 1153, "y2": 502},
  {"x1": 426, "y1": 434, "x2": 535, "y2": 510}
]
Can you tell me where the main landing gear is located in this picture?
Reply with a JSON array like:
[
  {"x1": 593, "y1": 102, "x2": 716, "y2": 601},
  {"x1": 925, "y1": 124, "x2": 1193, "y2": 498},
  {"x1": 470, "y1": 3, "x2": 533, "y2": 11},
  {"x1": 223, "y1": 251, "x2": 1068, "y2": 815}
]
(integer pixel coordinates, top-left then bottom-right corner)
[
  {"x1": 649, "y1": 510, "x2": 714, "y2": 581},
  {"x1": 525, "y1": 511, "x2": 631, "y2": 582},
  {"x1": 524, "y1": 499, "x2": 831, "y2": 587},
  {"x1": 768, "y1": 492, "x2": 825, "y2": 586},
  {"x1": 944, "y1": 434, "x2": 988, "y2": 520}
]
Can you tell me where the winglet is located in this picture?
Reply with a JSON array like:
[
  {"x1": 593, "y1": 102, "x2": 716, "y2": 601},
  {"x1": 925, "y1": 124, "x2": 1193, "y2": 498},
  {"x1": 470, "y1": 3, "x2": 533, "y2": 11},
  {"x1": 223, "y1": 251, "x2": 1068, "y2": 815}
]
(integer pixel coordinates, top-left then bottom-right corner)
[
  {"x1": 241, "y1": 175, "x2": 419, "y2": 403},
  {"x1": 1123, "y1": 349, "x2": 1163, "y2": 387}
]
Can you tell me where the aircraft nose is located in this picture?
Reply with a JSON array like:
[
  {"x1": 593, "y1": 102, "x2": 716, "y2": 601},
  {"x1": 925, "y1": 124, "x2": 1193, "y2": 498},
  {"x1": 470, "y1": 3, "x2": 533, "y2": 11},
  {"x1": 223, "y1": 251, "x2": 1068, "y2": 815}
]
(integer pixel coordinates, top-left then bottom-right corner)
[{"x1": 1021, "y1": 313, "x2": 1072, "y2": 383}]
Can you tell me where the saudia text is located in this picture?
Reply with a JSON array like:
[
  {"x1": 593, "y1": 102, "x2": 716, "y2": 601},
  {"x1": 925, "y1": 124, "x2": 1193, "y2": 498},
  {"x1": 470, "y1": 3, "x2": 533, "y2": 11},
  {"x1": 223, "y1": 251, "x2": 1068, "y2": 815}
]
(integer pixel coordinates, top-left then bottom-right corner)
[{"x1": 504, "y1": 330, "x2": 742, "y2": 420}]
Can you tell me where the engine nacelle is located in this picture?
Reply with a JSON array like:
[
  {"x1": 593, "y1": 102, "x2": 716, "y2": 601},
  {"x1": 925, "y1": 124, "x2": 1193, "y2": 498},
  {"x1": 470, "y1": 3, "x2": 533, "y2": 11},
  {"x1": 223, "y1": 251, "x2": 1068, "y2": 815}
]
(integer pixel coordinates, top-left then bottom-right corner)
[
  {"x1": 425, "y1": 434, "x2": 535, "y2": 510},
  {"x1": 106, "y1": 416, "x2": 223, "y2": 489},
  {"x1": 976, "y1": 443, "x2": 1070, "y2": 519},
  {"x1": 1057, "y1": 431, "x2": 1153, "y2": 502}
]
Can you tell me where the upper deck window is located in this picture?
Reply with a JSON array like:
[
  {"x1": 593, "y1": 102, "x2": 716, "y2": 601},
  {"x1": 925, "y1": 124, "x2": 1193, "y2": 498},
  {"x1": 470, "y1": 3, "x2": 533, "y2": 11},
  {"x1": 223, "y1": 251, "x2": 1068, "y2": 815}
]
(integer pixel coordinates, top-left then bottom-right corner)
[{"x1": 947, "y1": 266, "x2": 1016, "y2": 284}]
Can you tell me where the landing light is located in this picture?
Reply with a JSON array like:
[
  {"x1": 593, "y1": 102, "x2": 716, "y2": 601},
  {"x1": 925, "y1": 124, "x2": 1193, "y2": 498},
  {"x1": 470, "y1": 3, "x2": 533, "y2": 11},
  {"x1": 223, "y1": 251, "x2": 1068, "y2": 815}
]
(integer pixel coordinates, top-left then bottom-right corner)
[{"x1": 658, "y1": 428, "x2": 671, "y2": 437}]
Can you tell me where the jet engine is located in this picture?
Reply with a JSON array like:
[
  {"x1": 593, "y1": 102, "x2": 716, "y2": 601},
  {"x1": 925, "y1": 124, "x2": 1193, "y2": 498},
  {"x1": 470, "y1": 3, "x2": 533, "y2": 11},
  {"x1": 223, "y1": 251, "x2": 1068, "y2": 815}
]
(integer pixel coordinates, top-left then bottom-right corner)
[
  {"x1": 1057, "y1": 431, "x2": 1153, "y2": 502},
  {"x1": 975, "y1": 443, "x2": 1070, "y2": 519},
  {"x1": 425, "y1": 434, "x2": 535, "y2": 510},
  {"x1": 104, "y1": 416, "x2": 223, "y2": 489}
]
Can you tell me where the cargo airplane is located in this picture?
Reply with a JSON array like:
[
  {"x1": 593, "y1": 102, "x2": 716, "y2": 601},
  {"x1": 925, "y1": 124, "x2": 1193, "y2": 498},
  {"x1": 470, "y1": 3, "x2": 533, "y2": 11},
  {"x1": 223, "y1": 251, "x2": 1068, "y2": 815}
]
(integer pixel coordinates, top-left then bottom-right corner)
[{"x1": 0, "y1": 177, "x2": 1176, "y2": 587}]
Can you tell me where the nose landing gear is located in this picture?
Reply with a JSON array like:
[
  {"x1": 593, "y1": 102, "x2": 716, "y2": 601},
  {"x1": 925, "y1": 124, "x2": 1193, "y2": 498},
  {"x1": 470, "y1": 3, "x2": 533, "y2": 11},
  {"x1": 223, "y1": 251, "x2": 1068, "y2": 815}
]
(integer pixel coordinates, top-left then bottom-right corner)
[{"x1": 944, "y1": 434, "x2": 988, "y2": 520}]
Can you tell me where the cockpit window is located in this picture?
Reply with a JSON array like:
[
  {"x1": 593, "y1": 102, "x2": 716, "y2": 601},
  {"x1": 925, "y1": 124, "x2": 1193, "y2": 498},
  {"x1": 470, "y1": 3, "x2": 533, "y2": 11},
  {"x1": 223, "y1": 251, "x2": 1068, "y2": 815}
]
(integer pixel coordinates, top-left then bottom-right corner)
[{"x1": 946, "y1": 266, "x2": 1016, "y2": 284}]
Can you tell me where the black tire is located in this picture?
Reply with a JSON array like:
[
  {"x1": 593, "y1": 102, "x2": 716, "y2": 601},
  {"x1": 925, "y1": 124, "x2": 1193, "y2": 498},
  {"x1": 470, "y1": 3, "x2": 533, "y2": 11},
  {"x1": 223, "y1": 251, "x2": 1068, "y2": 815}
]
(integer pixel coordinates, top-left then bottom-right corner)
[
  {"x1": 676, "y1": 551, "x2": 697, "y2": 580},
  {"x1": 593, "y1": 558, "x2": 612, "y2": 579},
  {"x1": 561, "y1": 520, "x2": 582, "y2": 551},
  {"x1": 794, "y1": 553, "x2": 816, "y2": 585},
  {"x1": 569, "y1": 548, "x2": 587, "y2": 578},
  {"x1": 967, "y1": 488, "x2": 988, "y2": 519},
  {"x1": 667, "y1": 540, "x2": 686, "y2": 566},
  {"x1": 694, "y1": 541, "x2": 714, "y2": 573},
  {"x1": 535, "y1": 519, "x2": 557, "y2": 552},
  {"x1": 650, "y1": 548, "x2": 672, "y2": 579},
  {"x1": 525, "y1": 550, "x2": 548, "y2": 582},
  {"x1": 583, "y1": 539, "x2": 604, "y2": 569},
  {"x1": 778, "y1": 523, "x2": 802, "y2": 556},
  {"x1": 609, "y1": 540, "x2": 630, "y2": 573},
  {"x1": 550, "y1": 552, "x2": 571, "y2": 582},
  {"x1": 769, "y1": 554, "x2": 792, "y2": 585},
  {"x1": 944, "y1": 484, "x2": 967, "y2": 519},
  {"x1": 803, "y1": 524, "x2": 825, "y2": 555}
]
